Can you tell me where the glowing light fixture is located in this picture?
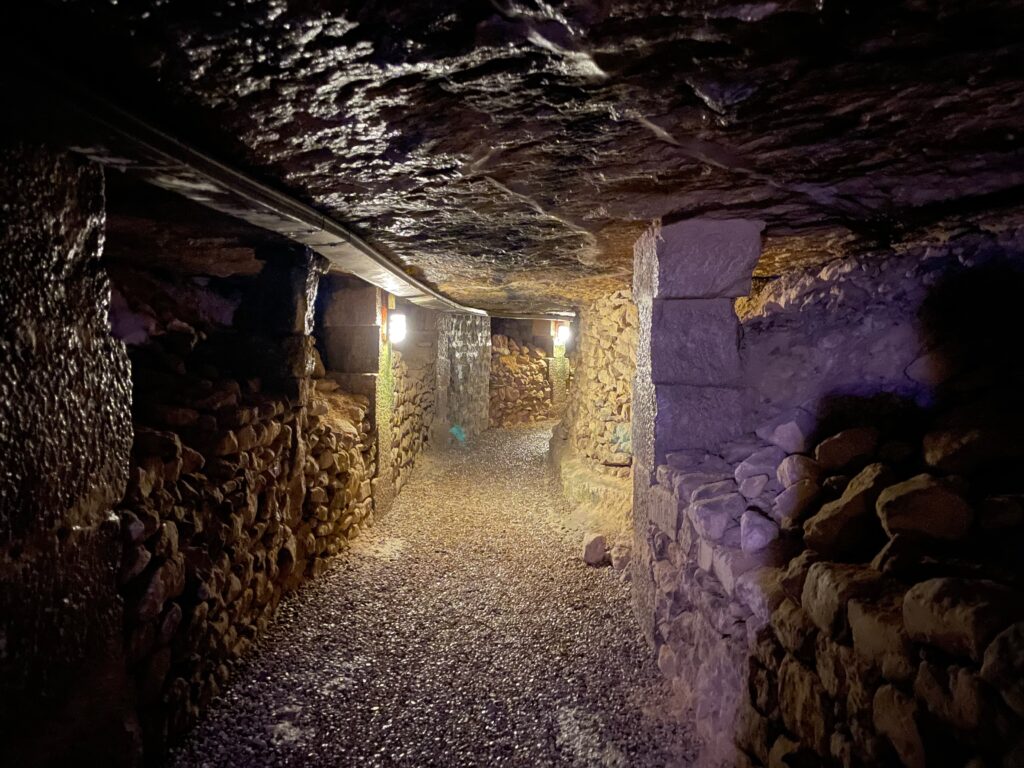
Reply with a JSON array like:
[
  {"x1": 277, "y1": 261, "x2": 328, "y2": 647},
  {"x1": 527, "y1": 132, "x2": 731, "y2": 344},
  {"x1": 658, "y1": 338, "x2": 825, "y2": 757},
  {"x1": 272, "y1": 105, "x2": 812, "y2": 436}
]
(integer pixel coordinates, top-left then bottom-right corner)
[
  {"x1": 555, "y1": 324, "x2": 572, "y2": 345},
  {"x1": 389, "y1": 312, "x2": 407, "y2": 344}
]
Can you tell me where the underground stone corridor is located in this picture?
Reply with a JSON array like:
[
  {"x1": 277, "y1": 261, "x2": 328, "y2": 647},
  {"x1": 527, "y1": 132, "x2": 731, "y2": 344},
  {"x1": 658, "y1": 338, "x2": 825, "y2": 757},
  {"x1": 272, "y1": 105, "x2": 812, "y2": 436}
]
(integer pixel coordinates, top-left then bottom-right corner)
[
  {"x1": 5, "y1": 3, "x2": 1024, "y2": 768},
  {"x1": 168, "y1": 426, "x2": 694, "y2": 768}
]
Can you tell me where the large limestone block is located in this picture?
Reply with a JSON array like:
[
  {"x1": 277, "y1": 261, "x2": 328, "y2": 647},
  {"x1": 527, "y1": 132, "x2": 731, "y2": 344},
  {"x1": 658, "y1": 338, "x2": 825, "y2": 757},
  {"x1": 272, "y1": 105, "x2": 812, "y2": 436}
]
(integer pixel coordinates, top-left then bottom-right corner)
[
  {"x1": 740, "y1": 509, "x2": 779, "y2": 553},
  {"x1": 849, "y1": 592, "x2": 915, "y2": 682},
  {"x1": 322, "y1": 325, "x2": 381, "y2": 373},
  {"x1": 768, "y1": 735, "x2": 816, "y2": 768},
  {"x1": 648, "y1": 484, "x2": 682, "y2": 540},
  {"x1": 320, "y1": 282, "x2": 380, "y2": 327},
  {"x1": 649, "y1": 299, "x2": 741, "y2": 385},
  {"x1": 777, "y1": 454, "x2": 823, "y2": 488},
  {"x1": 734, "y1": 566, "x2": 785, "y2": 621},
  {"x1": 778, "y1": 655, "x2": 831, "y2": 756},
  {"x1": 771, "y1": 599, "x2": 817, "y2": 660},
  {"x1": 689, "y1": 492, "x2": 746, "y2": 541},
  {"x1": 873, "y1": 685, "x2": 926, "y2": 768},
  {"x1": 981, "y1": 622, "x2": 1024, "y2": 719},
  {"x1": 876, "y1": 474, "x2": 974, "y2": 540},
  {"x1": 903, "y1": 578, "x2": 1023, "y2": 662},
  {"x1": 923, "y1": 425, "x2": 1024, "y2": 475},
  {"x1": 803, "y1": 463, "x2": 891, "y2": 559},
  {"x1": 801, "y1": 562, "x2": 882, "y2": 638},
  {"x1": 915, "y1": 661, "x2": 1013, "y2": 740},
  {"x1": 711, "y1": 546, "x2": 762, "y2": 595},
  {"x1": 653, "y1": 384, "x2": 745, "y2": 461},
  {"x1": 814, "y1": 427, "x2": 880, "y2": 471},
  {"x1": 772, "y1": 479, "x2": 820, "y2": 529},
  {"x1": 735, "y1": 446, "x2": 787, "y2": 483},
  {"x1": 633, "y1": 219, "x2": 765, "y2": 300}
]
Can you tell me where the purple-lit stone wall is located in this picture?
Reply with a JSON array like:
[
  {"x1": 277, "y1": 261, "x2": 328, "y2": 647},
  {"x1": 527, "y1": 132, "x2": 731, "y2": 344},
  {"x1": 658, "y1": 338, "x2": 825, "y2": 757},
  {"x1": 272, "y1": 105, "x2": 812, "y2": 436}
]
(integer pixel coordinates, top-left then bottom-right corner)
[{"x1": 635, "y1": 224, "x2": 1024, "y2": 766}]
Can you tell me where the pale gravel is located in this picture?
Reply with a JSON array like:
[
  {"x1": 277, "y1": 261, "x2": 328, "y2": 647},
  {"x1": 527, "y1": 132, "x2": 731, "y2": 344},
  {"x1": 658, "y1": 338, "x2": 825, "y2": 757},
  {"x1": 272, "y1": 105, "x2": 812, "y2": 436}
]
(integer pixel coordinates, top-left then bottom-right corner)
[{"x1": 168, "y1": 426, "x2": 696, "y2": 767}]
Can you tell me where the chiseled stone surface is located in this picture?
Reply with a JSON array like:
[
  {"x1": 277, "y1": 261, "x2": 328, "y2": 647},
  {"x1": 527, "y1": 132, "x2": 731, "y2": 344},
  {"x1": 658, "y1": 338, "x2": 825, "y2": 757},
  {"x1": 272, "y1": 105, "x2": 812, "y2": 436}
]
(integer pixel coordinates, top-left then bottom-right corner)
[
  {"x1": 634, "y1": 220, "x2": 765, "y2": 301},
  {"x1": 435, "y1": 314, "x2": 490, "y2": 441},
  {"x1": 0, "y1": 146, "x2": 137, "y2": 766},
  {"x1": 19, "y1": 4, "x2": 1024, "y2": 312},
  {"x1": 654, "y1": 384, "x2": 745, "y2": 461},
  {"x1": 649, "y1": 299, "x2": 741, "y2": 385}
]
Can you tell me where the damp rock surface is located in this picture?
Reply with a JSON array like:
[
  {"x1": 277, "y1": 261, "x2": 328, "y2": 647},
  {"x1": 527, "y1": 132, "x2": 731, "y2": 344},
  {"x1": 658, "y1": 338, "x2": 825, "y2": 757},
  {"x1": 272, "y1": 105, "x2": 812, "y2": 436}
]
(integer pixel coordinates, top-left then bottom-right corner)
[
  {"x1": 21, "y1": 2, "x2": 1024, "y2": 312},
  {"x1": 168, "y1": 427, "x2": 695, "y2": 767}
]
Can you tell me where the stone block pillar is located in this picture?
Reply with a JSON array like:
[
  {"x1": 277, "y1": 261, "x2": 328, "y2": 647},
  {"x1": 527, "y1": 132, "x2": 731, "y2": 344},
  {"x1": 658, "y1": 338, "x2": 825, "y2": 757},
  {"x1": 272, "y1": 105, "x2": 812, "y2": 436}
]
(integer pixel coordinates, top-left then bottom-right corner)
[
  {"x1": 433, "y1": 313, "x2": 491, "y2": 444},
  {"x1": 630, "y1": 218, "x2": 763, "y2": 641},
  {"x1": 219, "y1": 246, "x2": 326, "y2": 403},
  {"x1": 318, "y1": 276, "x2": 383, "y2": 378}
]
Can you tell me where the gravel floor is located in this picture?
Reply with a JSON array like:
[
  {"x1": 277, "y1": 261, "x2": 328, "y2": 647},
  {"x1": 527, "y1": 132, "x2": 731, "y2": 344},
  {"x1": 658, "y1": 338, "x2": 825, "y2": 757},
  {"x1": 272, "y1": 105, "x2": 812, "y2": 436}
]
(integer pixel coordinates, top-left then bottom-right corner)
[{"x1": 168, "y1": 426, "x2": 696, "y2": 768}]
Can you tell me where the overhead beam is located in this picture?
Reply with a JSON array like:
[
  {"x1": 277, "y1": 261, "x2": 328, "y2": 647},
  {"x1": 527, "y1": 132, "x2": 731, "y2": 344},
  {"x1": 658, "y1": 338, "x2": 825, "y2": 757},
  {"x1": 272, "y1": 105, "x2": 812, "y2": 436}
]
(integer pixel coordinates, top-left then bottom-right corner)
[{"x1": 9, "y1": 71, "x2": 487, "y2": 316}]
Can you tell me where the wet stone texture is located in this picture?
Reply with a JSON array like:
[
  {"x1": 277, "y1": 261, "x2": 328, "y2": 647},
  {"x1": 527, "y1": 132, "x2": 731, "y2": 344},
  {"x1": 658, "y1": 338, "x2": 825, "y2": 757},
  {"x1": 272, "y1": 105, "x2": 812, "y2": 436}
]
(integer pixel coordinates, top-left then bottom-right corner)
[
  {"x1": 435, "y1": 314, "x2": 491, "y2": 442},
  {"x1": 18, "y1": 2, "x2": 1024, "y2": 312},
  {"x1": 169, "y1": 427, "x2": 696, "y2": 767},
  {"x1": 0, "y1": 146, "x2": 137, "y2": 764}
]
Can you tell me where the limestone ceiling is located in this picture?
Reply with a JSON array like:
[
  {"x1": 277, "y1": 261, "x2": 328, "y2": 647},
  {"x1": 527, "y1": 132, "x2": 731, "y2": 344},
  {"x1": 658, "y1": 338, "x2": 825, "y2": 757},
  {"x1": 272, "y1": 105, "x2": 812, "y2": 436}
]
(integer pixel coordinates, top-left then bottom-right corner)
[{"x1": 20, "y1": 1, "x2": 1024, "y2": 312}]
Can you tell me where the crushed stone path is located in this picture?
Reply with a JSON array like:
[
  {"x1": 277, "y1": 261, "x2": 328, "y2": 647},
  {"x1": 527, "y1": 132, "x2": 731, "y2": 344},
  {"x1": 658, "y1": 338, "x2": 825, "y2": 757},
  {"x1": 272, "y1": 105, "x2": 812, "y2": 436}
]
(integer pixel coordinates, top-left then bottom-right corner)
[{"x1": 169, "y1": 426, "x2": 696, "y2": 767}]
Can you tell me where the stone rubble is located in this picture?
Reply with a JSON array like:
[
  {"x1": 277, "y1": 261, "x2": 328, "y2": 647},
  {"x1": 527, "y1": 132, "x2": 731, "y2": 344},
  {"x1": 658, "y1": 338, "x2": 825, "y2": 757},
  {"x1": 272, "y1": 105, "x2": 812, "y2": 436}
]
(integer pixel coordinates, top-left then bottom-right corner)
[
  {"x1": 388, "y1": 348, "x2": 434, "y2": 494},
  {"x1": 640, "y1": 402, "x2": 1024, "y2": 765},
  {"x1": 117, "y1": 316, "x2": 376, "y2": 750},
  {"x1": 488, "y1": 333, "x2": 553, "y2": 427}
]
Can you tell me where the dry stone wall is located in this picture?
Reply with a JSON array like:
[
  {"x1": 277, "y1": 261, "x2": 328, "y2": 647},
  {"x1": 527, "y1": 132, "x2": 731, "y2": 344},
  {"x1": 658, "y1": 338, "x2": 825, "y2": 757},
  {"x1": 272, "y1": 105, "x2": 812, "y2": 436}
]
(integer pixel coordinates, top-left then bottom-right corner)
[
  {"x1": 110, "y1": 263, "x2": 376, "y2": 754},
  {"x1": 635, "y1": 227, "x2": 1024, "y2": 767},
  {"x1": 489, "y1": 333, "x2": 553, "y2": 426},
  {"x1": 389, "y1": 346, "x2": 435, "y2": 493},
  {"x1": 558, "y1": 290, "x2": 637, "y2": 473},
  {"x1": 550, "y1": 289, "x2": 637, "y2": 541}
]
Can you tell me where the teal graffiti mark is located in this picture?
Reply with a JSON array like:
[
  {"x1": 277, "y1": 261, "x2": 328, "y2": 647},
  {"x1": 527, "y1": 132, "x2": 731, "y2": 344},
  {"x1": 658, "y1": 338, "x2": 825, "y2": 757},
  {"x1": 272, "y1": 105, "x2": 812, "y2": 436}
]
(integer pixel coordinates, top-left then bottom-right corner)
[{"x1": 611, "y1": 423, "x2": 632, "y2": 452}]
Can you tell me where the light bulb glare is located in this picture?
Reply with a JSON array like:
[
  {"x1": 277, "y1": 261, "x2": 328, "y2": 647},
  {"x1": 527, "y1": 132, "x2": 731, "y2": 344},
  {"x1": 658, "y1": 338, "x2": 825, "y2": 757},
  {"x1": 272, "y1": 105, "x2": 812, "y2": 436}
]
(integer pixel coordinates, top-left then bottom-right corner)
[{"x1": 390, "y1": 312, "x2": 407, "y2": 344}]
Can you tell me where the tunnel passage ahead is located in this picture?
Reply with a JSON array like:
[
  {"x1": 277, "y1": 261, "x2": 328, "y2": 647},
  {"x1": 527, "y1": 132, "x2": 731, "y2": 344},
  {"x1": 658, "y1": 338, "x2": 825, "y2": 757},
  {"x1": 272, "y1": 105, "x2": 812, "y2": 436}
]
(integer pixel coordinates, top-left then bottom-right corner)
[{"x1": 169, "y1": 426, "x2": 695, "y2": 768}]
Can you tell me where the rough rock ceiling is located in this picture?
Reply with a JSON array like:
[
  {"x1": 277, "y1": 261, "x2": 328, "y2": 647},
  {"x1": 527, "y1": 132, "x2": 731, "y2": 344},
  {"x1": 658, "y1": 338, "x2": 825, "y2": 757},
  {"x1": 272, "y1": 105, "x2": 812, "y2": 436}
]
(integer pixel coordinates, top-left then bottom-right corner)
[{"x1": 16, "y1": 1, "x2": 1024, "y2": 312}]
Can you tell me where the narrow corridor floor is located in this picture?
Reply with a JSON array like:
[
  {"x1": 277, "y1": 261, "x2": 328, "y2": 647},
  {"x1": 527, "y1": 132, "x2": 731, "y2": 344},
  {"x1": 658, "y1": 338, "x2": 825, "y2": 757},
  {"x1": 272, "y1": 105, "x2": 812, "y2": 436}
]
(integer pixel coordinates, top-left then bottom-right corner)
[{"x1": 170, "y1": 427, "x2": 696, "y2": 767}]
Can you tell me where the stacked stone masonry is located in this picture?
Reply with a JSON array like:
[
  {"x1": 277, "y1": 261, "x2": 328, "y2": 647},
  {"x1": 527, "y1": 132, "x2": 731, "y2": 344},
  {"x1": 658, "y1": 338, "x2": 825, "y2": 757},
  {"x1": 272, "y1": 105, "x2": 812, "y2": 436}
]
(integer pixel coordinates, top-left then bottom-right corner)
[
  {"x1": 389, "y1": 347, "x2": 434, "y2": 494},
  {"x1": 548, "y1": 290, "x2": 637, "y2": 540},
  {"x1": 634, "y1": 223, "x2": 1024, "y2": 767},
  {"x1": 558, "y1": 290, "x2": 637, "y2": 474},
  {"x1": 489, "y1": 333, "x2": 553, "y2": 426},
  {"x1": 111, "y1": 271, "x2": 377, "y2": 753}
]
